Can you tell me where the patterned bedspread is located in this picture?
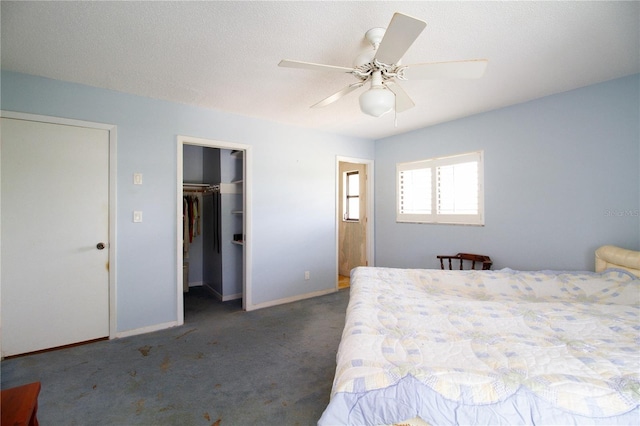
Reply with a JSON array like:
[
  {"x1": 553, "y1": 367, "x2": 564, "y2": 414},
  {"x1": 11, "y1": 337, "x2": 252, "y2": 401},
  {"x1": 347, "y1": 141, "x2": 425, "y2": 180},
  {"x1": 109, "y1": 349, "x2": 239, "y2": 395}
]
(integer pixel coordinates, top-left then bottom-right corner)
[{"x1": 319, "y1": 267, "x2": 640, "y2": 425}]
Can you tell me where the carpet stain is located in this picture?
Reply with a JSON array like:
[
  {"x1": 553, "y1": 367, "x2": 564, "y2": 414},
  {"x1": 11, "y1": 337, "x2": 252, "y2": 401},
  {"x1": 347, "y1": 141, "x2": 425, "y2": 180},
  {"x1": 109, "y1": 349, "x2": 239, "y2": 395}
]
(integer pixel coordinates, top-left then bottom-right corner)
[
  {"x1": 214, "y1": 383, "x2": 221, "y2": 389},
  {"x1": 135, "y1": 399, "x2": 145, "y2": 414},
  {"x1": 176, "y1": 328, "x2": 197, "y2": 339},
  {"x1": 158, "y1": 404, "x2": 176, "y2": 412},
  {"x1": 203, "y1": 412, "x2": 210, "y2": 421},
  {"x1": 160, "y1": 355, "x2": 171, "y2": 371},
  {"x1": 138, "y1": 345, "x2": 152, "y2": 356},
  {"x1": 212, "y1": 419, "x2": 221, "y2": 426},
  {"x1": 129, "y1": 370, "x2": 137, "y2": 377}
]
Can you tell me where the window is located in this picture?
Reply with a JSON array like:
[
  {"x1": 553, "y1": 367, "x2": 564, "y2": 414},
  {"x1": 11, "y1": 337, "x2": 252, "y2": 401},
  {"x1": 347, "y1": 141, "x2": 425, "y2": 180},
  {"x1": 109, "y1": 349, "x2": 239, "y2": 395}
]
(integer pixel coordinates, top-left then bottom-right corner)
[
  {"x1": 344, "y1": 171, "x2": 360, "y2": 221},
  {"x1": 397, "y1": 151, "x2": 484, "y2": 225}
]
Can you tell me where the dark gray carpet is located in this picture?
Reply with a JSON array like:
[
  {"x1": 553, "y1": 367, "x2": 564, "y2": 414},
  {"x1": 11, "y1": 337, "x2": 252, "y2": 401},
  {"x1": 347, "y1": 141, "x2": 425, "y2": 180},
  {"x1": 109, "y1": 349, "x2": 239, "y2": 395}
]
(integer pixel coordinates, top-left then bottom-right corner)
[{"x1": 1, "y1": 287, "x2": 350, "y2": 425}]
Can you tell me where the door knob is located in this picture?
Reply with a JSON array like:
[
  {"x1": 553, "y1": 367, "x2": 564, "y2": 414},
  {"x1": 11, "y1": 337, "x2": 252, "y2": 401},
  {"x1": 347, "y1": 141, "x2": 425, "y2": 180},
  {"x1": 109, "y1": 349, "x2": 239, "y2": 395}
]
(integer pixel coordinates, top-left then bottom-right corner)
[{"x1": 96, "y1": 242, "x2": 106, "y2": 250}]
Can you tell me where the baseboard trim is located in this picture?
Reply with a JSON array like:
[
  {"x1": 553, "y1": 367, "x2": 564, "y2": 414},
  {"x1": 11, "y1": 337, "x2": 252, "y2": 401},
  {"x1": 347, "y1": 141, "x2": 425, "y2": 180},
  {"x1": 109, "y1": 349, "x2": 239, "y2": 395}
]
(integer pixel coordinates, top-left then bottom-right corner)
[
  {"x1": 221, "y1": 292, "x2": 242, "y2": 301},
  {"x1": 114, "y1": 289, "x2": 336, "y2": 336},
  {"x1": 247, "y1": 288, "x2": 336, "y2": 311},
  {"x1": 200, "y1": 283, "x2": 242, "y2": 302},
  {"x1": 114, "y1": 320, "x2": 180, "y2": 339},
  {"x1": 203, "y1": 283, "x2": 222, "y2": 300}
]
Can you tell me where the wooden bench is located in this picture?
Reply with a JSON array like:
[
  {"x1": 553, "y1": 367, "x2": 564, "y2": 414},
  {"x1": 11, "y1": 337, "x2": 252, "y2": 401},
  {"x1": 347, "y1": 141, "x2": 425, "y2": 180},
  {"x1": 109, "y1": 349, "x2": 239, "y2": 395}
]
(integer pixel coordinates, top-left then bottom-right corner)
[{"x1": 1, "y1": 381, "x2": 41, "y2": 426}]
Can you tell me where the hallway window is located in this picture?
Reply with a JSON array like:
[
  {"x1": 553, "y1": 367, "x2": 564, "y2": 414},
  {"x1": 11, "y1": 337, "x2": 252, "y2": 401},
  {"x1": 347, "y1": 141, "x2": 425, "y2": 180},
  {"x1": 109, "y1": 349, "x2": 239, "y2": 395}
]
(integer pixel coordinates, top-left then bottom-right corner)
[{"x1": 344, "y1": 171, "x2": 360, "y2": 221}]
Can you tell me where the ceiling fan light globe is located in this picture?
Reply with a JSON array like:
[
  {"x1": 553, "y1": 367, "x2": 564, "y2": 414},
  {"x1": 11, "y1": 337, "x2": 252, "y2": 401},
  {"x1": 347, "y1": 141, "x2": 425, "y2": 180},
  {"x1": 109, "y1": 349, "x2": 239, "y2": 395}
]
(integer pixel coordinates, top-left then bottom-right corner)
[{"x1": 359, "y1": 87, "x2": 395, "y2": 117}]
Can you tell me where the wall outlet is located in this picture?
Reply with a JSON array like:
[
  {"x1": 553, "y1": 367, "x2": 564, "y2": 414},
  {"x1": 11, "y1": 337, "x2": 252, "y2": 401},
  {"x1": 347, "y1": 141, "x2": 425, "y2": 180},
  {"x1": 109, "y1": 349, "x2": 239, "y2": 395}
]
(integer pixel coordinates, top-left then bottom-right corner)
[{"x1": 304, "y1": 271, "x2": 310, "y2": 280}]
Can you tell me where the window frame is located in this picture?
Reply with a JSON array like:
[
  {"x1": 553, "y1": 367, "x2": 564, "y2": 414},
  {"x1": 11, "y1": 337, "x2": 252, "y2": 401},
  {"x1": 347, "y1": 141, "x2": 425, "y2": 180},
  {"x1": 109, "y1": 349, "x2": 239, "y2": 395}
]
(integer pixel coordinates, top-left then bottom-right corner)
[
  {"x1": 343, "y1": 170, "x2": 360, "y2": 222},
  {"x1": 396, "y1": 150, "x2": 484, "y2": 225}
]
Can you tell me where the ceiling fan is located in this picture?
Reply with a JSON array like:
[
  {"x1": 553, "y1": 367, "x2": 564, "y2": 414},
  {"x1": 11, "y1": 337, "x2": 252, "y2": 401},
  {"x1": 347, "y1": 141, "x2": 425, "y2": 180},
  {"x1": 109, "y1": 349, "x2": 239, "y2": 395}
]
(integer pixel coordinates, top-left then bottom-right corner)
[{"x1": 279, "y1": 12, "x2": 488, "y2": 118}]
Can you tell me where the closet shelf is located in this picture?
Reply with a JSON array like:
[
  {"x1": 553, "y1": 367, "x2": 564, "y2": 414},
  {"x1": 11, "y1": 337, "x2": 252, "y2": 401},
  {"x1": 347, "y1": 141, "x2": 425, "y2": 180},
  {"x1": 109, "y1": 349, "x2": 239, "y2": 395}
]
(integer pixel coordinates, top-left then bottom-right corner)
[
  {"x1": 231, "y1": 210, "x2": 243, "y2": 215},
  {"x1": 231, "y1": 240, "x2": 244, "y2": 246}
]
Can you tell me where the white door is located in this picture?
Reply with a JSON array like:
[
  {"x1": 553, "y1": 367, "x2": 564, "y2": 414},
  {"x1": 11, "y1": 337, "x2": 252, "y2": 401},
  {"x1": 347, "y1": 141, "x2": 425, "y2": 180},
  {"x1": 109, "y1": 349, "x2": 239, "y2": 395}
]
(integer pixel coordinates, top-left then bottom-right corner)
[{"x1": 1, "y1": 117, "x2": 110, "y2": 356}]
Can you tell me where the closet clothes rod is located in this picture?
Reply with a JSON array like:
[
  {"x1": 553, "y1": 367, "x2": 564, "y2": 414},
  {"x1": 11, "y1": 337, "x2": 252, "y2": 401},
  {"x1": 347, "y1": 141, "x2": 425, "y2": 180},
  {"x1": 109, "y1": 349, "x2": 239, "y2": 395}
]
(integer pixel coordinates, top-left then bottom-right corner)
[{"x1": 183, "y1": 183, "x2": 219, "y2": 194}]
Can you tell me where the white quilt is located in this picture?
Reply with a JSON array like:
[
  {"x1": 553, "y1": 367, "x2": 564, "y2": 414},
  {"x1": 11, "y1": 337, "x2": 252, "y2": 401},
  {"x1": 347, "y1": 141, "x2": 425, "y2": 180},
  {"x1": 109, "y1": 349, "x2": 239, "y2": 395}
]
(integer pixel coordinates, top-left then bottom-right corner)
[{"x1": 319, "y1": 267, "x2": 640, "y2": 425}]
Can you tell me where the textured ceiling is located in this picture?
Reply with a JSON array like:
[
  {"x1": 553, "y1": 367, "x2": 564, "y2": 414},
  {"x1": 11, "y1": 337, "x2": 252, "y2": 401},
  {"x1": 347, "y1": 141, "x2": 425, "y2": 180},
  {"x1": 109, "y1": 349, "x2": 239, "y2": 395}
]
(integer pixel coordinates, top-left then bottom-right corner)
[{"x1": 2, "y1": 1, "x2": 639, "y2": 140}]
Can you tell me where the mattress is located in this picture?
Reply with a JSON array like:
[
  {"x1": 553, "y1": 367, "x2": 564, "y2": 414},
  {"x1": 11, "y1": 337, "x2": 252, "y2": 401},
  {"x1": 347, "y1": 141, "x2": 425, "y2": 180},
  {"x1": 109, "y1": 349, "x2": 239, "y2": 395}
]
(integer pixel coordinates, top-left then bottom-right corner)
[{"x1": 319, "y1": 267, "x2": 640, "y2": 425}]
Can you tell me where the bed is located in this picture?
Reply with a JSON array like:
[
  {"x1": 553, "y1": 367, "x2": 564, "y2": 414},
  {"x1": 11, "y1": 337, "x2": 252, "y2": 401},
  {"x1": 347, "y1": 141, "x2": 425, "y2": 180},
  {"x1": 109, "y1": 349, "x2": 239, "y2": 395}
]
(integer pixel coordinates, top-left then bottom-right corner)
[{"x1": 319, "y1": 246, "x2": 640, "y2": 425}]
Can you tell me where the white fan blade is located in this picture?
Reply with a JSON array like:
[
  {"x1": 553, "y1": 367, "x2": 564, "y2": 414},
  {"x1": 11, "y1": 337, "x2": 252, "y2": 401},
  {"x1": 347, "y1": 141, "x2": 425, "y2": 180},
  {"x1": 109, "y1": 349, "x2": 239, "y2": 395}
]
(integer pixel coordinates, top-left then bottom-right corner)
[
  {"x1": 278, "y1": 59, "x2": 354, "y2": 73},
  {"x1": 385, "y1": 81, "x2": 415, "y2": 113},
  {"x1": 311, "y1": 83, "x2": 364, "y2": 108},
  {"x1": 375, "y1": 13, "x2": 427, "y2": 65},
  {"x1": 402, "y1": 59, "x2": 488, "y2": 80}
]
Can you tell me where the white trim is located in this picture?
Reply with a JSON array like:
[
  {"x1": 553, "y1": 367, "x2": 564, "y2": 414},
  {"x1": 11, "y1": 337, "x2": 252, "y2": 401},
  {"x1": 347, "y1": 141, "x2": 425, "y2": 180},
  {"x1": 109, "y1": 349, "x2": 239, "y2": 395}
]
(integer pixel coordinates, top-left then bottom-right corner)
[
  {"x1": 221, "y1": 293, "x2": 242, "y2": 302},
  {"x1": 177, "y1": 135, "x2": 253, "y2": 319},
  {"x1": 108, "y1": 126, "x2": 118, "y2": 339},
  {"x1": 177, "y1": 143, "x2": 185, "y2": 326},
  {"x1": 114, "y1": 321, "x2": 179, "y2": 339},
  {"x1": 1, "y1": 110, "x2": 114, "y2": 132},
  {"x1": 249, "y1": 288, "x2": 336, "y2": 311},
  {"x1": 0, "y1": 110, "x2": 118, "y2": 340},
  {"x1": 336, "y1": 156, "x2": 375, "y2": 289},
  {"x1": 202, "y1": 283, "x2": 242, "y2": 302}
]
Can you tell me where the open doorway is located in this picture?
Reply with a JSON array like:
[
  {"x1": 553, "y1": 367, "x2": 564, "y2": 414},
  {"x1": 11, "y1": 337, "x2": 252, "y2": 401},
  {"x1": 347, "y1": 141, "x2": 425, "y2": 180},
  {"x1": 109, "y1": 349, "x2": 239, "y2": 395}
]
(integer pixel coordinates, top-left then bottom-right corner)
[
  {"x1": 177, "y1": 136, "x2": 252, "y2": 325},
  {"x1": 336, "y1": 157, "x2": 374, "y2": 289}
]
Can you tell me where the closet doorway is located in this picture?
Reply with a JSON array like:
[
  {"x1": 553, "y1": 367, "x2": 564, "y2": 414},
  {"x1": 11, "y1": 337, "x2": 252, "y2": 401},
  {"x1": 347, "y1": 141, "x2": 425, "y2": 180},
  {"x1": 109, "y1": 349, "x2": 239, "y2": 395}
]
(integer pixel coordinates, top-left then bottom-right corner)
[
  {"x1": 176, "y1": 136, "x2": 252, "y2": 325},
  {"x1": 336, "y1": 156, "x2": 374, "y2": 289}
]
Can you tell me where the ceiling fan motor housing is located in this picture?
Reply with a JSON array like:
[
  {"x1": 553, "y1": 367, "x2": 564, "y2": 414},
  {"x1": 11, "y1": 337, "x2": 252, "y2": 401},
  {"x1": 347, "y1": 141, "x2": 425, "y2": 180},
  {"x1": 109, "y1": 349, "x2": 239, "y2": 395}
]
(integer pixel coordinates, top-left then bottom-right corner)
[{"x1": 354, "y1": 27, "x2": 403, "y2": 77}]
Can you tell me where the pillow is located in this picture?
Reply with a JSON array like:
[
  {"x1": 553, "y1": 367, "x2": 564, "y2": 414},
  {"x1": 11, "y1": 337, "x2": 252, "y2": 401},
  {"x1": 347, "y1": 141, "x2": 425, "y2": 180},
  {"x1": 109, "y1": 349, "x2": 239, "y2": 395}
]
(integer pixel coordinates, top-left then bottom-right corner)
[{"x1": 595, "y1": 245, "x2": 640, "y2": 277}]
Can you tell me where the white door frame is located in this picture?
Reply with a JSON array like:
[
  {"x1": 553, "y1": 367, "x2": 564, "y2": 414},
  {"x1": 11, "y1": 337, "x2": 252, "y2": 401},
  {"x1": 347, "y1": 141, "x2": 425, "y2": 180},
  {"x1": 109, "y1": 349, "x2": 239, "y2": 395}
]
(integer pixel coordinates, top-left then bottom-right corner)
[
  {"x1": 336, "y1": 156, "x2": 374, "y2": 288},
  {"x1": 0, "y1": 110, "x2": 118, "y2": 339},
  {"x1": 176, "y1": 135, "x2": 252, "y2": 321}
]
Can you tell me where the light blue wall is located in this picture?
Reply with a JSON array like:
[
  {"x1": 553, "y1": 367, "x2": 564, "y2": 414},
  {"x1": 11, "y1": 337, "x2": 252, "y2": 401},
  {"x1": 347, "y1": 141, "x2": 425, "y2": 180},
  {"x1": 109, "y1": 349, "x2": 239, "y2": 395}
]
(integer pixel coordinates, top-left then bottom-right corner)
[
  {"x1": 1, "y1": 71, "x2": 374, "y2": 333},
  {"x1": 375, "y1": 74, "x2": 640, "y2": 271},
  {"x1": 3, "y1": 71, "x2": 637, "y2": 334}
]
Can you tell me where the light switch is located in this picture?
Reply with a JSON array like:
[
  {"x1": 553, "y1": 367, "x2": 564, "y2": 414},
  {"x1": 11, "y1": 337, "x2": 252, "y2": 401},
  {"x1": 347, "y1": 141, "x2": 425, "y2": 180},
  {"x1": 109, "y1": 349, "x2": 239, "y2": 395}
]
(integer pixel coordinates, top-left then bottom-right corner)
[
  {"x1": 133, "y1": 211, "x2": 143, "y2": 223},
  {"x1": 133, "y1": 173, "x2": 143, "y2": 185}
]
